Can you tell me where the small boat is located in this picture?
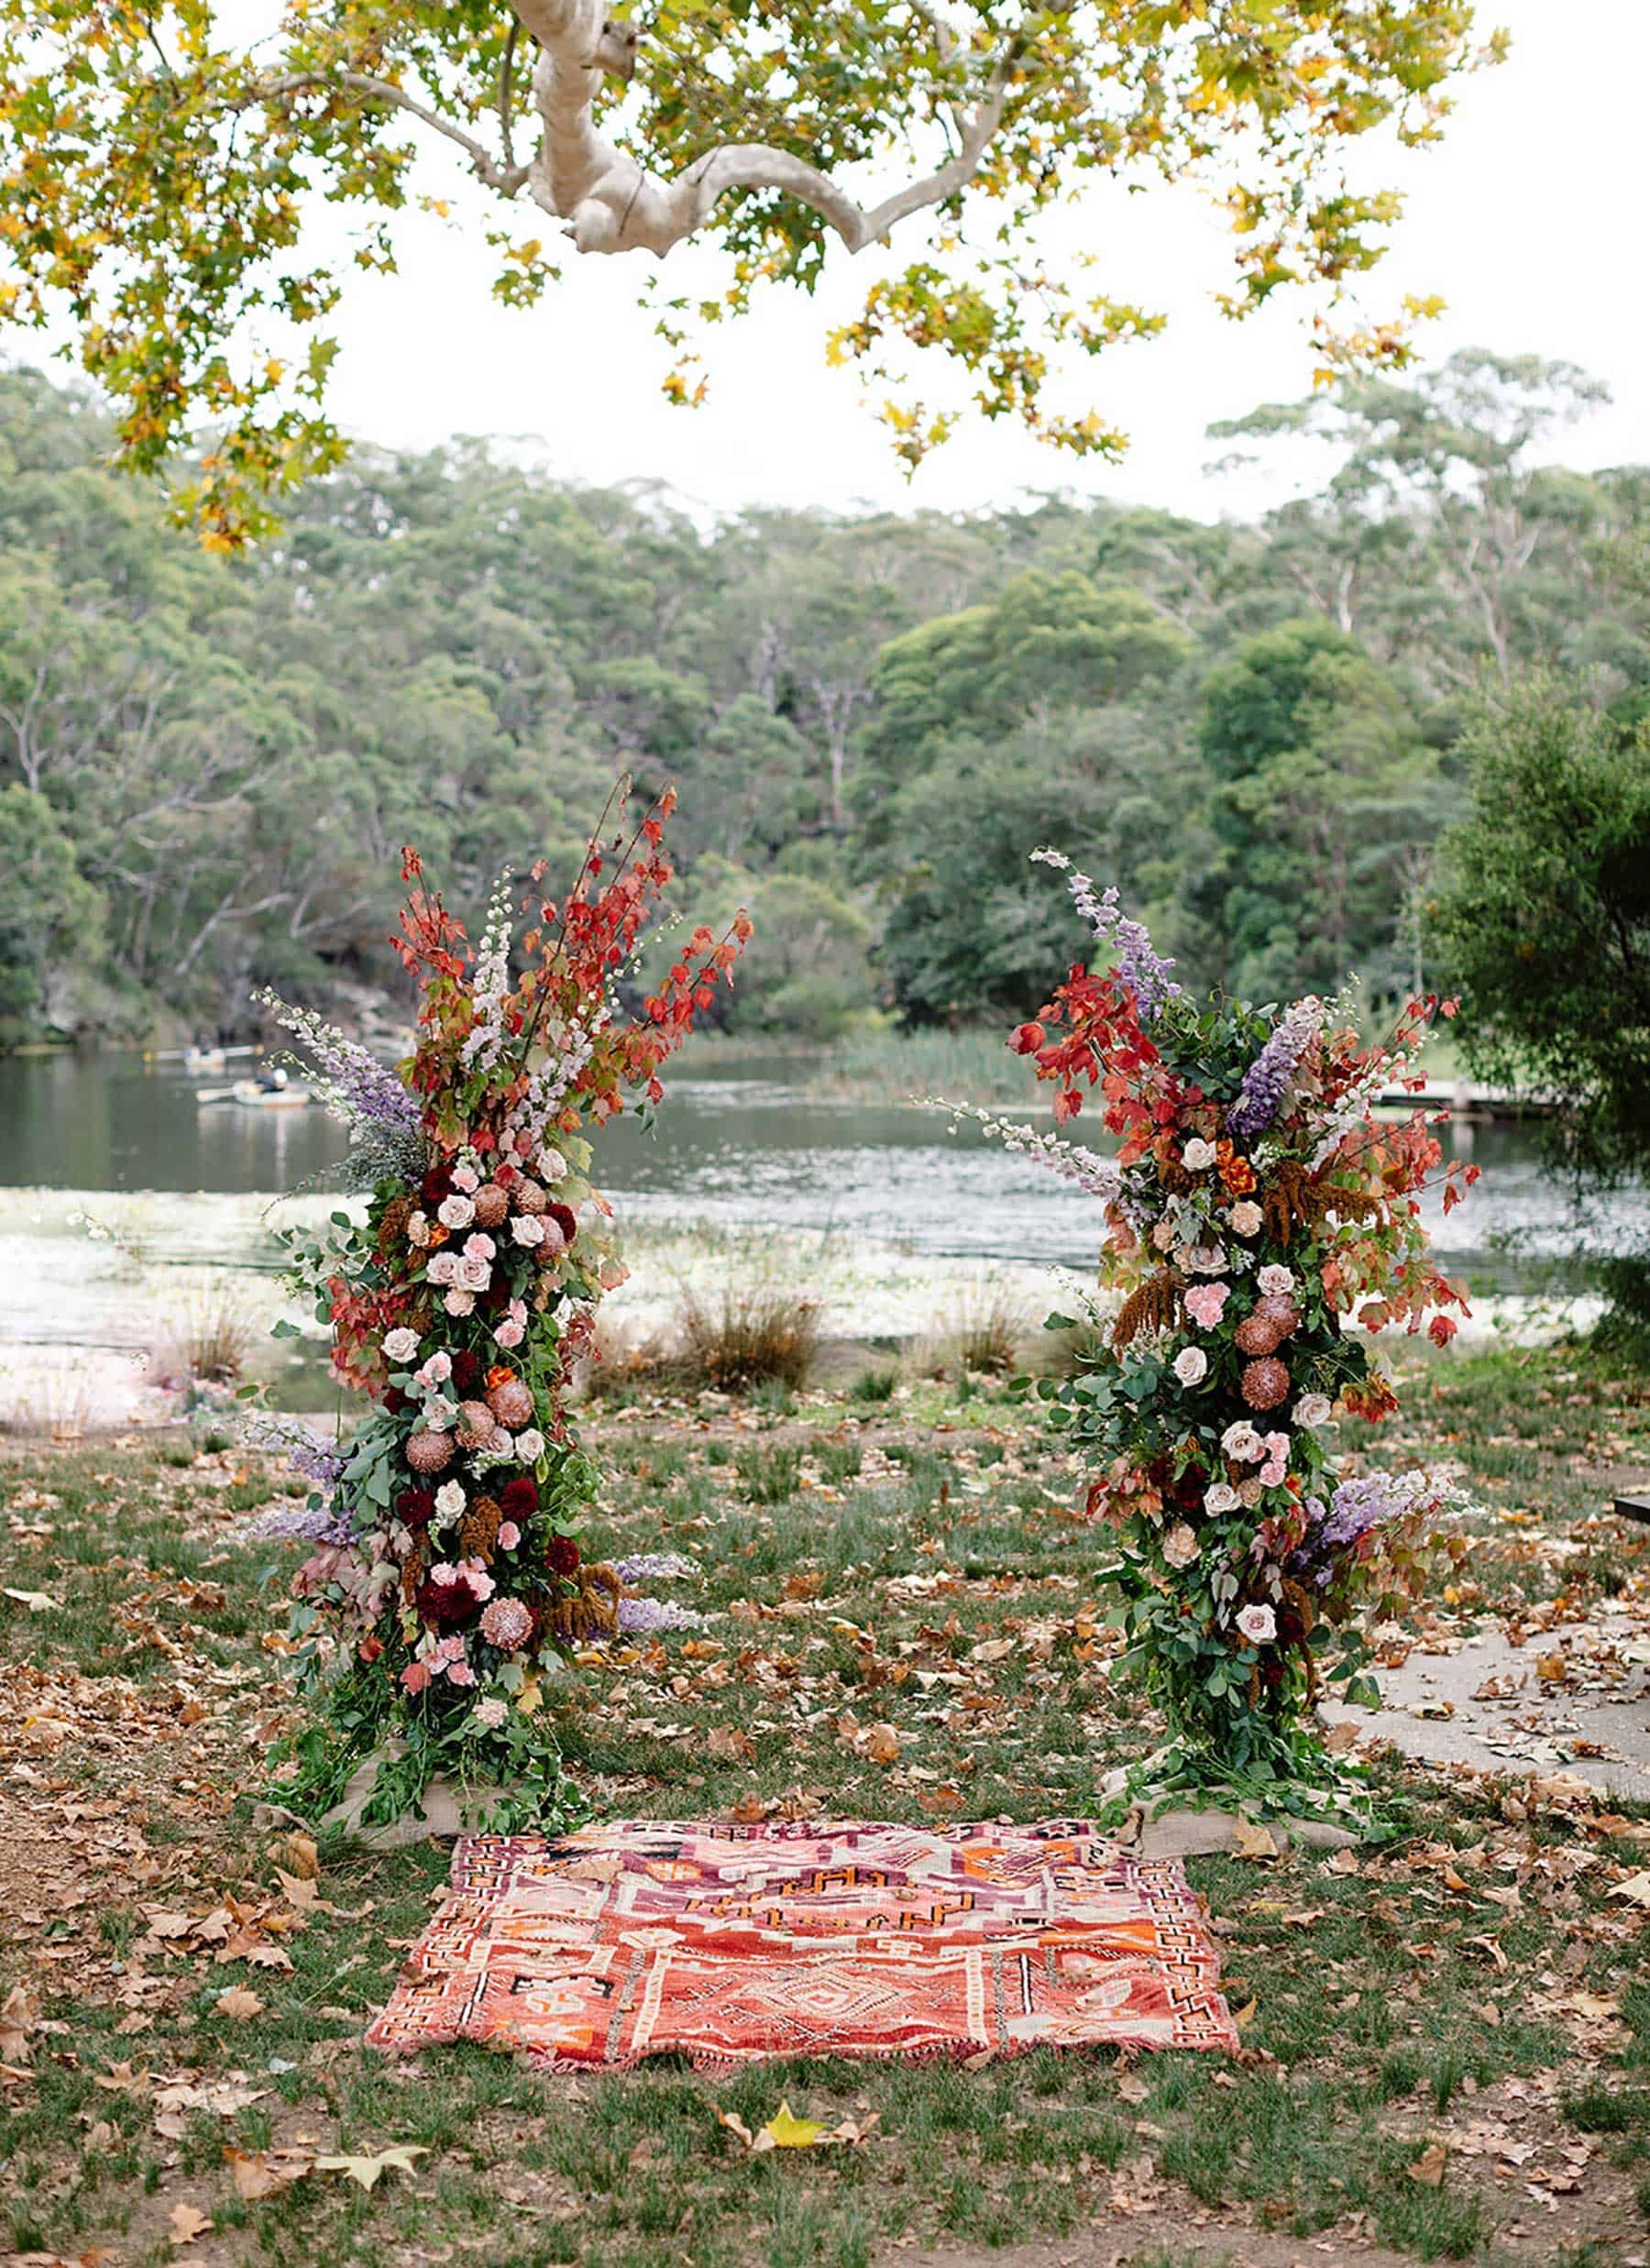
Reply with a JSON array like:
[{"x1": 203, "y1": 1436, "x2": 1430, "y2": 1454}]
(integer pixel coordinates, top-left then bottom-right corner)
[
  {"x1": 228, "y1": 1078, "x2": 314, "y2": 1110},
  {"x1": 184, "y1": 1045, "x2": 229, "y2": 1075}
]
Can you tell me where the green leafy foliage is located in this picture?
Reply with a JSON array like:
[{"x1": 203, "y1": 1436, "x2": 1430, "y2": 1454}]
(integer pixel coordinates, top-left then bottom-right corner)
[{"x1": 0, "y1": 0, "x2": 1505, "y2": 536}]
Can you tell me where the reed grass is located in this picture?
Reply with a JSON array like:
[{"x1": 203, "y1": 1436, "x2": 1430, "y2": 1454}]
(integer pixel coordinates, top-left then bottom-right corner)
[{"x1": 801, "y1": 1024, "x2": 1031, "y2": 1107}]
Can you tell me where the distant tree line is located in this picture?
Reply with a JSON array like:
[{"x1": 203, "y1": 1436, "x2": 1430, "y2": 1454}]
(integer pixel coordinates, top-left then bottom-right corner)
[{"x1": 0, "y1": 349, "x2": 1644, "y2": 1056}]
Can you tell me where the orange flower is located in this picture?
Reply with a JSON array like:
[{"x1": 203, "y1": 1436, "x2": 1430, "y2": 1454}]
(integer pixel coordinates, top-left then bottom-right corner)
[{"x1": 1215, "y1": 1139, "x2": 1257, "y2": 1195}]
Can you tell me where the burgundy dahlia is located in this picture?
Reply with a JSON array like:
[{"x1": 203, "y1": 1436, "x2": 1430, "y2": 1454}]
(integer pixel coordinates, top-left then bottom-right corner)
[
  {"x1": 451, "y1": 1349, "x2": 483, "y2": 1396},
  {"x1": 544, "y1": 1534, "x2": 581, "y2": 1578},
  {"x1": 547, "y1": 1202, "x2": 578, "y2": 1248},
  {"x1": 396, "y1": 1486, "x2": 436, "y2": 1530},
  {"x1": 415, "y1": 1570, "x2": 485, "y2": 1628},
  {"x1": 500, "y1": 1474, "x2": 539, "y2": 1523}
]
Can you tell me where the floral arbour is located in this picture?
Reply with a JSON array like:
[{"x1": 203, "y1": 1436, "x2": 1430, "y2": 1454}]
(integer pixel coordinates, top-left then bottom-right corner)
[
  {"x1": 962, "y1": 851, "x2": 1480, "y2": 1822},
  {"x1": 251, "y1": 787, "x2": 750, "y2": 1833}
]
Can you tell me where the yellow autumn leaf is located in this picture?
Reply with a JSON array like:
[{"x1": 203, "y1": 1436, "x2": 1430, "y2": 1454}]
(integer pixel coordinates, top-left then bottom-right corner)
[{"x1": 761, "y1": 2101, "x2": 829, "y2": 2149}]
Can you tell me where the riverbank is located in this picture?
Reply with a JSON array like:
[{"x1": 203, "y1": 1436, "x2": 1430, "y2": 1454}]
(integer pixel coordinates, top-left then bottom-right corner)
[{"x1": 0, "y1": 1186, "x2": 1612, "y2": 1438}]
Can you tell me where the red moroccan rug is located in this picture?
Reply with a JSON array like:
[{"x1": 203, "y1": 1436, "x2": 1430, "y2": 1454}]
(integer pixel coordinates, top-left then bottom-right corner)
[{"x1": 367, "y1": 1818, "x2": 1240, "y2": 2069}]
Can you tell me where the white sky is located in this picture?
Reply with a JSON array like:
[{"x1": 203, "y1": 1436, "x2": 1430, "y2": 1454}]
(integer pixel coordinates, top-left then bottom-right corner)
[{"x1": 35, "y1": 0, "x2": 1650, "y2": 522}]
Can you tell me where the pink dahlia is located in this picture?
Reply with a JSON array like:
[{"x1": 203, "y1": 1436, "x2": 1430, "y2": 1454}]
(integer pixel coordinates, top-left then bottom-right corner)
[{"x1": 479, "y1": 1595, "x2": 535, "y2": 1651}]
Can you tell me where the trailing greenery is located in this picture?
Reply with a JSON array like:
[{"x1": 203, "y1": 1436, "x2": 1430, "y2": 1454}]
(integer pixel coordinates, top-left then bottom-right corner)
[{"x1": 0, "y1": 349, "x2": 1644, "y2": 1054}]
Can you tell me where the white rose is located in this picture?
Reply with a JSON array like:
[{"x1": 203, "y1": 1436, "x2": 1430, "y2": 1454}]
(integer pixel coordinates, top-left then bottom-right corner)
[
  {"x1": 537, "y1": 1148, "x2": 567, "y2": 1183},
  {"x1": 1204, "y1": 1482, "x2": 1240, "y2": 1514},
  {"x1": 382, "y1": 1327, "x2": 420, "y2": 1364},
  {"x1": 1181, "y1": 1138, "x2": 1216, "y2": 1172},
  {"x1": 1227, "y1": 1201, "x2": 1263, "y2": 1238},
  {"x1": 1186, "y1": 1242, "x2": 1227, "y2": 1276},
  {"x1": 1237, "y1": 1603, "x2": 1277, "y2": 1646},
  {"x1": 444, "y1": 1288, "x2": 476, "y2": 1316},
  {"x1": 458, "y1": 1254, "x2": 492, "y2": 1293},
  {"x1": 424, "y1": 1395, "x2": 458, "y2": 1433},
  {"x1": 425, "y1": 1251, "x2": 460, "y2": 1287},
  {"x1": 511, "y1": 1212, "x2": 545, "y2": 1247},
  {"x1": 437, "y1": 1194, "x2": 476, "y2": 1231},
  {"x1": 514, "y1": 1428, "x2": 545, "y2": 1463},
  {"x1": 1172, "y1": 1346, "x2": 1208, "y2": 1387},
  {"x1": 1258, "y1": 1264, "x2": 1296, "y2": 1295},
  {"x1": 434, "y1": 1481, "x2": 466, "y2": 1525},
  {"x1": 1294, "y1": 1393, "x2": 1334, "y2": 1429},
  {"x1": 1221, "y1": 1421, "x2": 1264, "y2": 1461}
]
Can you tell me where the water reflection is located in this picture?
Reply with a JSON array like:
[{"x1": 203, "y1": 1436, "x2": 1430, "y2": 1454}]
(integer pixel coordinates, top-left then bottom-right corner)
[{"x1": 1, "y1": 1048, "x2": 1641, "y2": 1285}]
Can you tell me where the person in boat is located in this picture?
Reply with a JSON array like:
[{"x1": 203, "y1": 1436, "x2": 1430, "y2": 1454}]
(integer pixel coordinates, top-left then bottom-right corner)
[{"x1": 255, "y1": 1065, "x2": 290, "y2": 1095}]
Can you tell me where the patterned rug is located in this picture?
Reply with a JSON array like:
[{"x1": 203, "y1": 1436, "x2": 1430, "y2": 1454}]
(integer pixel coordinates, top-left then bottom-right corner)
[{"x1": 367, "y1": 1818, "x2": 1240, "y2": 2070}]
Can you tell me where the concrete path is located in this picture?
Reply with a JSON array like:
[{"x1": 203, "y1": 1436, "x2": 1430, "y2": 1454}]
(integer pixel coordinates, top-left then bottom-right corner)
[{"x1": 1320, "y1": 1613, "x2": 1650, "y2": 1800}]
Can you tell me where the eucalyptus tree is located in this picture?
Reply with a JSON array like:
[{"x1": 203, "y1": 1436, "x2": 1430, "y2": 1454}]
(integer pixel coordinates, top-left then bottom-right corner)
[{"x1": 2, "y1": 0, "x2": 1500, "y2": 540}]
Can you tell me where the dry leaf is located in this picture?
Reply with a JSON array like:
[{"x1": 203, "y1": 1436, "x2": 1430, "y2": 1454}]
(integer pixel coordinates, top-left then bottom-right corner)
[
  {"x1": 168, "y1": 2203, "x2": 213, "y2": 2246},
  {"x1": 314, "y1": 2143, "x2": 427, "y2": 2191},
  {"x1": 214, "y1": 1987, "x2": 265, "y2": 2021},
  {"x1": 1231, "y1": 1816, "x2": 1277, "y2": 1861},
  {"x1": 226, "y1": 2144, "x2": 314, "y2": 2200},
  {"x1": 1608, "y1": 1869, "x2": 1650, "y2": 1908},
  {"x1": 1408, "y1": 2142, "x2": 1448, "y2": 2187},
  {"x1": 862, "y1": 1723, "x2": 902, "y2": 1765},
  {"x1": 2, "y1": 1587, "x2": 58, "y2": 1612}
]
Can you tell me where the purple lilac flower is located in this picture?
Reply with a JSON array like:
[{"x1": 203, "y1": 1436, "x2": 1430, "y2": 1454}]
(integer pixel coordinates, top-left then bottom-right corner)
[
  {"x1": 1031, "y1": 850, "x2": 1180, "y2": 1019},
  {"x1": 242, "y1": 1498, "x2": 355, "y2": 1546},
  {"x1": 613, "y1": 1552, "x2": 697, "y2": 1584},
  {"x1": 240, "y1": 1413, "x2": 349, "y2": 1487},
  {"x1": 256, "y1": 990, "x2": 421, "y2": 1132},
  {"x1": 617, "y1": 1595, "x2": 705, "y2": 1634},
  {"x1": 1226, "y1": 996, "x2": 1326, "y2": 1146},
  {"x1": 1290, "y1": 1470, "x2": 1429, "y2": 1588}
]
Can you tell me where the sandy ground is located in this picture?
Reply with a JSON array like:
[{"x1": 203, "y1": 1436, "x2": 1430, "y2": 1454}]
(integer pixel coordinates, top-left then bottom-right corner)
[{"x1": 0, "y1": 1186, "x2": 1611, "y2": 1435}]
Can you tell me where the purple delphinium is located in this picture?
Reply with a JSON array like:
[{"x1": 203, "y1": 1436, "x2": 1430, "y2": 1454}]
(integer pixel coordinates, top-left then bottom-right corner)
[
  {"x1": 244, "y1": 1498, "x2": 355, "y2": 1547},
  {"x1": 1030, "y1": 851, "x2": 1181, "y2": 1020},
  {"x1": 618, "y1": 1595, "x2": 705, "y2": 1634},
  {"x1": 255, "y1": 990, "x2": 421, "y2": 1133},
  {"x1": 613, "y1": 1552, "x2": 697, "y2": 1584},
  {"x1": 1226, "y1": 996, "x2": 1325, "y2": 1146},
  {"x1": 1290, "y1": 1470, "x2": 1428, "y2": 1588},
  {"x1": 241, "y1": 1413, "x2": 349, "y2": 1486}
]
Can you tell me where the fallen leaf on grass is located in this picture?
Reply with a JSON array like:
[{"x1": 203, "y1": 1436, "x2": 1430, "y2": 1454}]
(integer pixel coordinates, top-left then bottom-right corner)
[
  {"x1": 1608, "y1": 1868, "x2": 1650, "y2": 1908},
  {"x1": 0, "y1": 1982, "x2": 38, "y2": 2062},
  {"x1": 226, "y1": 2144, "x2": 314, "y2": 2200},
  {"x1": 168, "y1": 2204, "x2": 213, "y2": 2247},
  {"x1": 716, "y1": 2101, "x2": 877, "y2": 2152},
  {"x1": 3, "y1": 1587, "x2": 58, "y2": 1612},
  {"x1": 314, "y1": 2144, "x2": 428, "y2": 2191},
  {"x1": 1231, "y1": 1816, "x2": 1278, "y2": 1861},
  {"x1": 214, "y1": 1986, "x2": 265, "y2": 2020},
  {"x1": 1408, "y1": 2143, "x2": 1448, "y2": 2187}
]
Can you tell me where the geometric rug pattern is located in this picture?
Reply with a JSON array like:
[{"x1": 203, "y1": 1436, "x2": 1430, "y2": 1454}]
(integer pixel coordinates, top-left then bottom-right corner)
[{"x1": 367, "y1": 1818, "x2": 1240, "y2": 2069}]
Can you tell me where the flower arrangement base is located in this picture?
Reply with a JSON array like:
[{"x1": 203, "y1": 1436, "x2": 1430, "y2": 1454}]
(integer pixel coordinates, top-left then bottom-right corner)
[
  {"x1": 321, "y1": 1749, "x2": 510, "y2": 1848},
  {"x1": 1097, "y1": 1745, "x2": 1370, "y2": 1851}
]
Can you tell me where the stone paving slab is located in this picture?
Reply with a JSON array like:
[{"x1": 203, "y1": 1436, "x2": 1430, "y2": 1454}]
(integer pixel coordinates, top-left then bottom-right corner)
[{"x1": 1321, "y1": 1619, "x2": 1650, "y2": 1801}]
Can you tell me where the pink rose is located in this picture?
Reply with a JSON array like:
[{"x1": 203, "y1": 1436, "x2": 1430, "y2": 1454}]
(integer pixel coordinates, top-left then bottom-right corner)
[
  {"x1": 446, "y1": 1662, "x2": 477, "y2": 1688},
  {"x1": 496, "y1": 1521, "x2": 521, "y2": 1551},
  {"x1": 494, "y1": 1318, "x2": 525, "y2": 1349},
  {"x1": 401, "y1": 1659, "x2": 431, "y2": 1695},
  {"x1": 1183, "y1": 1283, "x2": 1230, "y2": 1330}
]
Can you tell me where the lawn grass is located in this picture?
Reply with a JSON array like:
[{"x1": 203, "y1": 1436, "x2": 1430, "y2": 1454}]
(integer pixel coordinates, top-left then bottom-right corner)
[{"x1": 1, "y1": 1341, "x2": 1647, "y2": 2266}]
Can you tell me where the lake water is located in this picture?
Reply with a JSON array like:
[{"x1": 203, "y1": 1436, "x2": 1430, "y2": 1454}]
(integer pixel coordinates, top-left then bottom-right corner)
[{"x1": 0, "y1": 1047, "x2": 1641, "y2": 1285}]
